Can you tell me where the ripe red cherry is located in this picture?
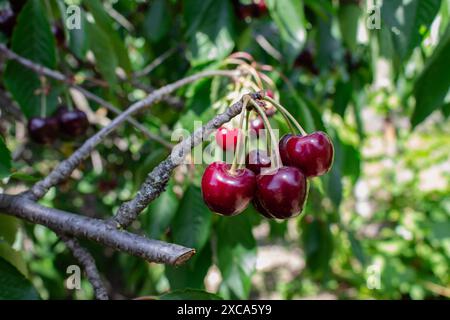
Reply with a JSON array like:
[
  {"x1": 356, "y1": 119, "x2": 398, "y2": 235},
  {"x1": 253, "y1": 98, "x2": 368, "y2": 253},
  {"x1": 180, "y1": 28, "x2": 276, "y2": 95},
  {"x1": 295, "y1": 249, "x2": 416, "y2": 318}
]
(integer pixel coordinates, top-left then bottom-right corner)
[
  {"x1": 215, "y1": 127, "x2": 239, "y2": 151},
  {"x1": 201, "y1": 161, "x2": 256, "y2": 216},
  {"x1": 286, "y1": 131, "x2": 334, "y2": 177},
  {"x1": 255, "y1": 166, "x2": 307, "y2": 219},
  {"x1": 250, "y1": 116, "x2": 265, "y2": 137},
  {"x1": 27, "y1": 117, "x2": 59, "y2": 144},
  {"x1": 279, "y1": 134, "x2": 293, "y2": 165},
  {"x1": 246, "y1": 149, "x2": 271, "y2": 174},
  {"x1": 57, "y1": 107, "x2": 89, "y2": 136}
]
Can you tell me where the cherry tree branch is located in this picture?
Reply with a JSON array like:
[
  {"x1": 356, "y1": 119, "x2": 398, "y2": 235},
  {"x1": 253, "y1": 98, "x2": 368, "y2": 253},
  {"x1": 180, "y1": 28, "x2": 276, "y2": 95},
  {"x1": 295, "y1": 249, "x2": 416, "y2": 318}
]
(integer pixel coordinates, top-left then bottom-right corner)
[
  {"x1": 58, "y1": 234, "x2": 109, "y2": 300},
  {"x1": 0, "y1": 44, "x2": 173, "y2": 148},
  {"x1": 27, "y1": 69, "x2": 240, "y2": 201},
  {"x1": 0, "y1": 193, "x2": 195, "y2": 265},
  {"x1": 113, "y1": 91, "x2": 264, "y2": 228}
]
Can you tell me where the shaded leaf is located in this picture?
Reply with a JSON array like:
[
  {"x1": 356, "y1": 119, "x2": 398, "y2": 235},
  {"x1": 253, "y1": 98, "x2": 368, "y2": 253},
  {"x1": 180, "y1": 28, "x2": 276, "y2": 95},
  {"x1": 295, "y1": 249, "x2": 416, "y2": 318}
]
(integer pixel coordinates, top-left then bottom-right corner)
[
  {"x1": 184, "y1": 0, "x2": 235, "y2": 65},
  {"x1": 217, "y1": 214, "x2": 256, "y2": 299},
  {"x1": 160, "y1": 289, "x2": 222, "y2": 300},
  {"x1": 0, "y1": 257, "x2": 39, "y2": 300},
  {"x1": 171, "y1": 185, "x2": 212, "y2": 251},
  {"x1": 0, "y1": 137, "x2": 11, "y2": 179},
  {"x1": 267, "y1": 0, "x2": 307, "y2": 64},
  {"x1": 3, "y1": 0, "x2": 57, "y2": 118},
  {"x1": 143, "y1": 0, "x2": 171, "y2": 43},
  {"x1": 412, "y1": 24, "x2": 450, "y2": 127}
]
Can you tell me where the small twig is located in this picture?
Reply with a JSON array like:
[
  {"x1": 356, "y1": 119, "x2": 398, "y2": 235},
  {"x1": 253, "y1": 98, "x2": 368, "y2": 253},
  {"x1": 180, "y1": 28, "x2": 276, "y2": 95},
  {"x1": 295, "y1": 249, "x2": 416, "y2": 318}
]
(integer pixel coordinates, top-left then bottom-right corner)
[
  {"x1": 113, "y1": 91, "x2": 264, "y2": 228},
  {"x1": 27, "y1": 69, "x2": 240, "y2": 201},
  {"x1": 0, "y1": 193, "x2": 195, "y2": 266},
  {"x1": 58, "y1": 234, "x2": 109, "y2": 300}
]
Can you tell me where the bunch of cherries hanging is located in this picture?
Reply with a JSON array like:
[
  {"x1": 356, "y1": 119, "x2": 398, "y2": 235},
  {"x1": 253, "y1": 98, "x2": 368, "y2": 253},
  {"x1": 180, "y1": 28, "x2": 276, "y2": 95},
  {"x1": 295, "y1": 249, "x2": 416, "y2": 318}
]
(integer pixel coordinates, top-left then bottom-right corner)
[{"x1": 201, "y1": 91, "x2": 334, "y2": 219}]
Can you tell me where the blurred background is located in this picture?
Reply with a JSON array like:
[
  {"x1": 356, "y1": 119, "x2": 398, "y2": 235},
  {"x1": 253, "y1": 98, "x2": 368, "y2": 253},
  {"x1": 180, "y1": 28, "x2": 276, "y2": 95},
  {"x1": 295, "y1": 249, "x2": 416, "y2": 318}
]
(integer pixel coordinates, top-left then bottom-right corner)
[{"x1": 0, "y1": 0, "x2": 449, "y2": 299}]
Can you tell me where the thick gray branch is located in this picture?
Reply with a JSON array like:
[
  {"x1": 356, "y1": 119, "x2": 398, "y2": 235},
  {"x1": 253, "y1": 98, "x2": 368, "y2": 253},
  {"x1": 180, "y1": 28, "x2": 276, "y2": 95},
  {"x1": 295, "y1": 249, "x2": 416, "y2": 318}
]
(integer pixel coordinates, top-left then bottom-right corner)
[
  {"x1": 113, "y1": 92, "x2": 263, "y2": 228},
  {"x1": 0, "y1": 194, "x2": 195, "y2": 266},
  {"x1": 26, "y1": 69, "x2": 239, "y2": 200},
  {"x1": 58, "y1": 234, "x2": 109, "y2": 300}
]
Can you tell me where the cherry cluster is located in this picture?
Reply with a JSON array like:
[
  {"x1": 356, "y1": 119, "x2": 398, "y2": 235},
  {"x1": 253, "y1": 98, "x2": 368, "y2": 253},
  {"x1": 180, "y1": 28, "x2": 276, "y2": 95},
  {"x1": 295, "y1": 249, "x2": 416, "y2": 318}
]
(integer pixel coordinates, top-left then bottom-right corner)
[
  {"x1": 28, "y1": 106, "x2": 89, "y2": 144},
  {"x1": 202, "y1": 92, "x2": 333, "y2": 220}
]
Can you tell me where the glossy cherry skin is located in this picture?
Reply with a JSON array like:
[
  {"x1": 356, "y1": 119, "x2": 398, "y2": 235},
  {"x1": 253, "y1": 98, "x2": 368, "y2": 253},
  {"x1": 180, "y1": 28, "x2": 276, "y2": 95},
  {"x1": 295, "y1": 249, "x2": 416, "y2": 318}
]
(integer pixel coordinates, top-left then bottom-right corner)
[
  {"x1": 201, "y1": 161, "x2": 256, "y2": 216},
  {"x1": 215, "y1": 127, "x2": 239, "y2": 151},
  {"x1": 286, "y1": 131, "x2": 334, "y2": 177},
  {"x1": 255, "y1": 166, "x2": 307, "y2": 219},
  {"x1": 27, "y1": 117, "x2": 59, "y2": 144},
  {"x1": 279, "y1": 134, "x2": 293, "y2": 166},
  {"x1": 246, "y1": 149, "x2": 271, "y2": 174},
  {"x1": 250, "y1": 116, "x2": 265, "y2": 137},
  {"x1": 57, "y1": 108, "x2": 89, "y2": 136}
]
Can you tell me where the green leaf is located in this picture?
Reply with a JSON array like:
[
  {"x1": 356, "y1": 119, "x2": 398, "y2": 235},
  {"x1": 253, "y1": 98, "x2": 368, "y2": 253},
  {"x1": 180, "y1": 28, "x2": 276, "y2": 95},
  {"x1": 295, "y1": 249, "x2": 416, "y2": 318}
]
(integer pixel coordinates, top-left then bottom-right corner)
[
  {"x1": 86, "y1": 21, "x2": 119, "y2": 86},
  {"x1": 301, "y1": 219, "x2": 334, "y2": 278},
  {"x1": 0, "y1": 215, "x2": 19, "y2": 245},
  {"x1": 185, "y1": 78, "x2": 213, "y2": 115},
  {"x1": 412, "y1": 25, "x2": 450, "y2": 127},
  {"x1": 143, "y1": 0, "x2": 171, "y2": 43},
  {"x1": 267, "y1": 0, "x2": 307, "y2": 65},
  {"x1": 0, "y1": 137, "x2": 11, "y2": 179},
  {"x1": 3, "y1": 0, "x2": 57, "y2": 118},
  {"x1": 160, "y1": 289, "x2": 222, "y2": 300},
  {"x1": 68, "y1": 8, "x2": 89, "y2": 60},
  {"x1": 0, "y1": 242, "x2": 28, "y2": 277},
  {"x1": 84, "y1": 0, "x2": 132, "y2": 73},
  {"x1": 146, "y1": 180, "x2": 179, "y2": 239},
  {"x1": 216, "y1": 214, "x2": 256, "y2": 299},
  {"x1": 338, "y1": 3, "x2": 362, "y2": 51},
  {"x1": 171, "y1": 185, "x2": 212, "y2": 251},
  {"x1": 184, "y1": 0, "x2": 235, "y2": 65},
  {"x1": 326, "y1": 133, "x2": 343, "y2": 208},
  {"x1": 348, "y1": 231, "x2": 366, "y2": 266},
  {"x1": 381, "y1": 0, "x2": 441, "y2": 60},
  {"x1": 0, "y1": 257, "x2": 39, "y2": 300},
  {"x1": 165, "y1": 242, "x2": 212, "y2": 290},
  {"x1": 333, "y1": 80, "x2": 353, "y2": 117}
]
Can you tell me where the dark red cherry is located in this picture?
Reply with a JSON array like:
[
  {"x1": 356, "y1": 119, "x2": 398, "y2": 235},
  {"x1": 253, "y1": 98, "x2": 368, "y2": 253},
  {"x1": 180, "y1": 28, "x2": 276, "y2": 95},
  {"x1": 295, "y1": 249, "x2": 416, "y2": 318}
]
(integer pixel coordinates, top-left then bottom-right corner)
[
  {"x1": 215, "y1": 127, "x2": 239, "y2": 151},
  {"x1": 256, "y1": 0, "x2": 268, "y2": 16},
  {"x1": 201, "y1": 161, "x2": 256, "y2": 216},
  {"x1": 27, "y1": 117, "x2": 59, "y2": 144},
  {"x1": 52, "y1": 23, "x2": 66, "y2": 47},
  {"x1": 237, "y1": 4, "x2": 254, "y2": 20},
  {"x1": 286, "y1": 131, "x2": 334, "y2": 177},
  {"x1": 0, "y1": 8, "x2": 16, "y2": 37},
  {"x1": 246, "y1": 149, "x2": 271, "y2": 174},
  {"x1": 250, "y1": 116, "x2": 265, "y2": 137},
  {"x1": 255, "y1": 166, "x2": 307, "y2": 219},
  {"x1": 279, "y1": 134, "x2": 293, "y2": 165},
  {"x1": 57, "y1": 108, "x2": 89, "y2": 137},
  {"x1": 294, "y1": 48, "x2": 319, "y2": 75}
]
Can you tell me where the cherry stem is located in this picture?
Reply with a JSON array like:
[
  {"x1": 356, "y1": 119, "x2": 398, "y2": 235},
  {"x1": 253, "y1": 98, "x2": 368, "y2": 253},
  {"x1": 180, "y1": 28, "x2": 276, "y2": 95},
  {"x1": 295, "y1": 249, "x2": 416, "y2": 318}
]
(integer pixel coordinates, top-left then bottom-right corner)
[
  {"x1": 65, "y1": 88, "x2": 74, "y2": 111},
  {"x1": 249, "y1": 98, "x2": 282, "y2": 171},
  {"x1": 40, "y1": 76, "x2": 47, "y2": 118},
  {"x1": 229, "y1": 97, "x2": 249, "y2": 174},
  {"x1": 238, "y1": 108, "x2": 251, "y2": 170},
  {"x1": 263, "y1": 96, "x2": 307, "y2": 136}
]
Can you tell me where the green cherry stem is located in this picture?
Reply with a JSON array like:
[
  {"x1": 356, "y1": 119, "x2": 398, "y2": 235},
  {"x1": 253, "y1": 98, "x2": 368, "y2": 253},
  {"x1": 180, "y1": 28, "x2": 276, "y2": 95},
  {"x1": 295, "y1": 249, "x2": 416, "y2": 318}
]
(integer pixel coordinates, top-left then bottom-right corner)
[
  {"x1": 263, "y1": 96, "x2": 307, "y2": 136},
  {"x1": 249, "y1": 98, "x2": 282, "y2": 171},
  {"x1": 229, "y1": 97, "x2": 249, "y2": 174},
  {"x1": 40, "y1": 76, "x2": 47, "y2": 118}
]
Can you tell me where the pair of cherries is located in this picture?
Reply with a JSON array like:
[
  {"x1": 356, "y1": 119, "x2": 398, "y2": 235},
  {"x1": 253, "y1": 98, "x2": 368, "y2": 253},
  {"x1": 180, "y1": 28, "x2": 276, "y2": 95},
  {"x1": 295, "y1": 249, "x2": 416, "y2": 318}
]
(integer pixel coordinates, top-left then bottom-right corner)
[
  {"x1": 232, "y1": 0, "x2": 268, "y2": 20},
  {"x1": 28, "y1": 106, "x2": 89, "y2": 144},
  {"x1": 202, "y1": 131, "x2": 334, "y2": 219}
]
